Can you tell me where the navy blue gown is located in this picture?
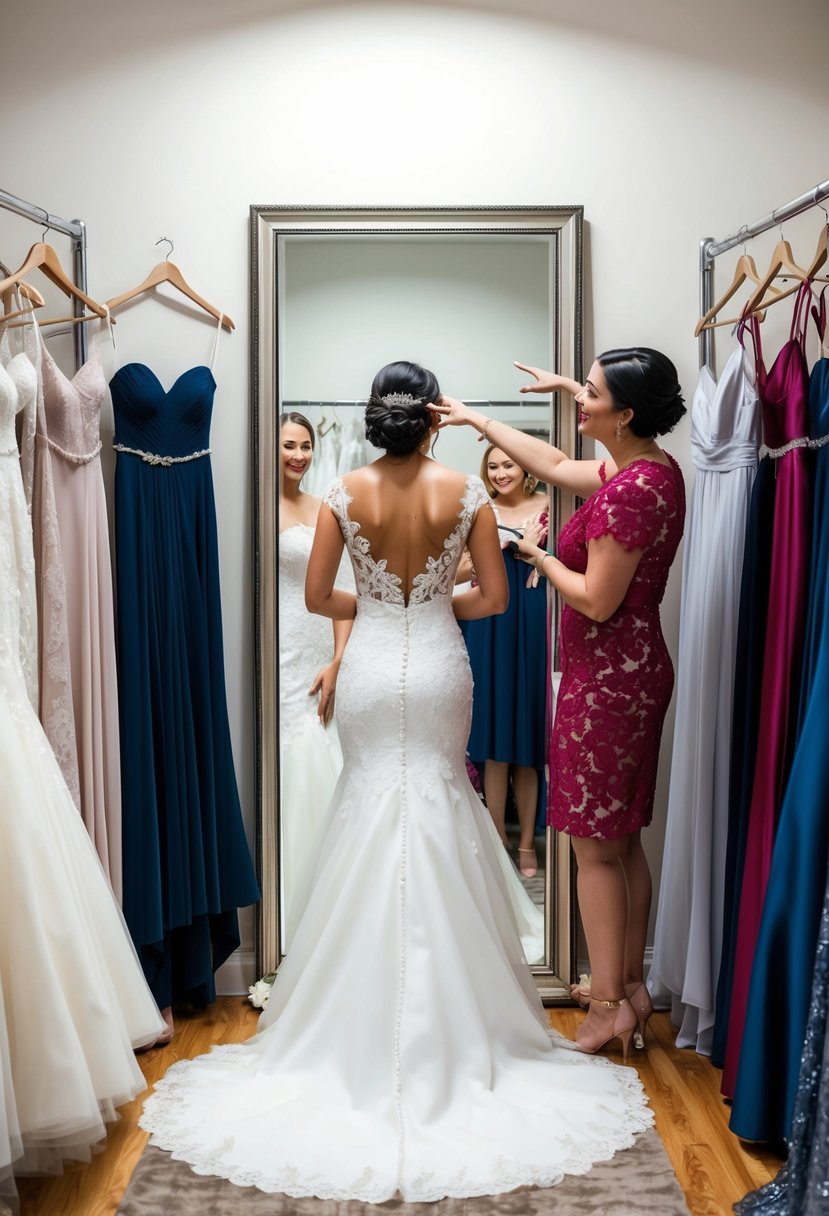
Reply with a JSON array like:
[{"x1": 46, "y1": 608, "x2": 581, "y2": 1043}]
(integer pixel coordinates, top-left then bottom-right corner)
[
  {"x1": 730, "y1": 355, "x2": 829, "y2": 1141},
  {"x1": 462, "y1": 510, "x2": 548, "y2": 817},
  {"x1": 112, "y1": 349, "x2": 259, "y2": 1010},
  {"x1": 711, "y1": 453, "x2": 775, "y2": 1067}
]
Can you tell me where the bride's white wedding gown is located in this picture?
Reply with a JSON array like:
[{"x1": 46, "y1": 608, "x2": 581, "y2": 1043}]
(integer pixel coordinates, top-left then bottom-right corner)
[{"x1": 140, "y1": 474, "x2": 652, "y2": 1202}]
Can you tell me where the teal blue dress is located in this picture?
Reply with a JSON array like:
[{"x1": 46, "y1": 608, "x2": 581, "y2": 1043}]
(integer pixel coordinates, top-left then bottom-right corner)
[
  {"x1": 730, "y1": 354, "x2": 829, "y2": 1141},
  {"x1": 112, "y1": 354, "x2": 259, "y2": 1010}
]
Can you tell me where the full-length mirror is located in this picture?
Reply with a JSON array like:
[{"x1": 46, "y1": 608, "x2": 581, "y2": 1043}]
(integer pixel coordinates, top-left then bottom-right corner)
[{"x1": 252, "y1": 207, "x2": 583, "y2": 1000}]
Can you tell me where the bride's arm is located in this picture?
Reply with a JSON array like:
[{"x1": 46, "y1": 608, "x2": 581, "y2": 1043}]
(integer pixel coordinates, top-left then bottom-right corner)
[
  {"x1": 453, "y1": 506, "x2": 509, "y2": 620},
  {"x1": 305, "y1": 505, "x2": 358, "y2": 620}
]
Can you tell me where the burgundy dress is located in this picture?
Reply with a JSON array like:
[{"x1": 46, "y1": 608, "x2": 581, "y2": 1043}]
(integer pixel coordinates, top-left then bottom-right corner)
[
  {"x1": 720, "y1": 286, "x2": 814, "y2": 1096},
  {"x1": 549, "y1": 455, "x2": 685, "y2": 839}
]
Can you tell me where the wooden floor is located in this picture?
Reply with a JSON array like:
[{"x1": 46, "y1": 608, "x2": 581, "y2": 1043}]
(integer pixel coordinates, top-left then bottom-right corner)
[{"x1": 16, "y1": 998, "x2": 783, "y2": 1216}]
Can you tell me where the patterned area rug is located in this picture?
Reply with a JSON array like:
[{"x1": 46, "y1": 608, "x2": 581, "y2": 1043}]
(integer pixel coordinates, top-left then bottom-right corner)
[{"x1": 118, "y1": 1130, "x2": 689, "y2": 1215}]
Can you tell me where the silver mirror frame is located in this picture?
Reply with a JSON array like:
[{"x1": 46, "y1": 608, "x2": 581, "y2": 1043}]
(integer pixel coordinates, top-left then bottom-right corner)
[{"x1": 251, "y1": 205, "x2": 584, "y2": 1002}]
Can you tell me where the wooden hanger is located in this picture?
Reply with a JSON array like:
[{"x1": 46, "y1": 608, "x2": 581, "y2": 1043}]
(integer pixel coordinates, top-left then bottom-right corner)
[
  {"x1": 106, "y1": 245, "x2": 234, "y2": 330},
  {"x1": 694, "y1": 251, "x2": 787, "y2": 335},
  {"x1": 0, "y1": 279, "x2": 46, "y2": 324},
  {"x1": 746, "y1": 224, "x2": 829, "y2": 313},
  {"x1": 739, "y1": 236, "x2": 812, "y2": 318},
  {"x1": 0, "y1": 243, "x2": 107, "y2": 320}
]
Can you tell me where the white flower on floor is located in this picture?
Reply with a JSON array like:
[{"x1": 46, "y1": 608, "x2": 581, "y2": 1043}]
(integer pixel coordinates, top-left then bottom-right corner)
[{"x1": 248, "y1": 973, "x2": 276, "y2": 1009}]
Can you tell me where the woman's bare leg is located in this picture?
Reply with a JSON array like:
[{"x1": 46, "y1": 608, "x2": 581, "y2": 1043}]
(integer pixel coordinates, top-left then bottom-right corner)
[{"x1": 483, "y1": 760, "x2": 509, "y2": 846}]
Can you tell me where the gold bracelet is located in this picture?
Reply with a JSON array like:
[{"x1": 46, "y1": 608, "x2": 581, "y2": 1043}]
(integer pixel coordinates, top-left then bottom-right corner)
[
  {"x1": 481, "y1": 416, "x2": 493, "y2": 440},
  {"x1": 536, "y1": 551, "x2": 550, "y2": 576}
]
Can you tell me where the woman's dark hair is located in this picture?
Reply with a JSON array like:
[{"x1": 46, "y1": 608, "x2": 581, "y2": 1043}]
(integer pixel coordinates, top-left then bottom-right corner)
[
  {"x1": 365, "y1": 361, "x2": 440, "y2": 456},
  {"x1": 280, "y1": 411, "x2": 315, "y2": 447},
  {"x1": 597, "y1": 348, "x2": 686, "y2": 438}
]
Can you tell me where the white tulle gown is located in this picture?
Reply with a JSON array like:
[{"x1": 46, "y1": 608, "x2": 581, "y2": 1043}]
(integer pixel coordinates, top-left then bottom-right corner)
[
  {"x1": 0, "y1": 349, "x2": 165, "y2": 1177},
  {"x1": 140, "y1": 474, "x2": 651, "y2": 1202}
]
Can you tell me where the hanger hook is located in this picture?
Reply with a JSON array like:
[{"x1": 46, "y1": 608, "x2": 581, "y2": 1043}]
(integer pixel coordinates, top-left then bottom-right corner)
[
  {"x1": 772, "y1": 207, "x2": 785, "y2": 242},
  {"x1": 155, "y1": 236, "x2": 174, "y2": 261},
  {"x1": 738, "y1": 224, "x2": 750, "y2": 256},
  {"x1": 40, "y1": 205, "x2": 50, "y2": 242},
  {"x1": 814, "y1": 184, "x2": 829, "y2": 225}
]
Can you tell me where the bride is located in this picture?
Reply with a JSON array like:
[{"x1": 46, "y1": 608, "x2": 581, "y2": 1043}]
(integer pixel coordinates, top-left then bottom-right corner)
[{"x1": 140, "y1": 361, "x2": 652, "y2": 1203}]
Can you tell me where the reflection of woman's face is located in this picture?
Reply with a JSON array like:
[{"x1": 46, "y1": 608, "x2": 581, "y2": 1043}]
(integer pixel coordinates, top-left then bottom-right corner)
[
  {"x1": 575, "y1": 361, "x2": 617, "y2": 440},
  {"x1": 280, "y1": 423, "x2": 314, "y2": 485},
  {"x1": 486, "y1": 449, "x2": 523, "y2": 497}
]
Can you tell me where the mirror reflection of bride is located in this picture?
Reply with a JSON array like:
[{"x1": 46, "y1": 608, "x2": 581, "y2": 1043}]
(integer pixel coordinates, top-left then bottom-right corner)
[
  {"x1": 140, "y1": 364, "x2": 652, "y2": 1204},
  {"x1": 277, "y1": 413, "x2": 352, "y2": 946}
]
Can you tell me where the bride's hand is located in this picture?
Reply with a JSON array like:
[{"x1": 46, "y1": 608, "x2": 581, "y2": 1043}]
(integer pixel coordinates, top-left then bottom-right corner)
[
  {"x1": 513, "y1": 362, "x2": 571, "y2": 395},
  {"x1": 427, "y1": 395, "x2": 480, "y2": 431},
  {"x1": 309, "y1": 662, "x2": 339, "y2": 726}
]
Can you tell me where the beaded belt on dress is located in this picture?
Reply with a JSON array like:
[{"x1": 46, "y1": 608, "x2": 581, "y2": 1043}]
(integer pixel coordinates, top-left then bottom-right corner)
[
  {"x1": 760, "y1": 433, "x2": 829, "y2": 459},
  {"x1": 113, "y1": 443, "x2": 211, "y2": 466},
  {"x1": 42, "y1": 435, "x2": 103, "y2": 465}
]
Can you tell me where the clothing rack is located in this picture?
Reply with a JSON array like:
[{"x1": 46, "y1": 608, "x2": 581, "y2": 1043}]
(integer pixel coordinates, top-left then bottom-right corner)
[
  {"x1": 0, "y1": 187, "x2": 89, "y2": 370},
  {"x1": 698, "y1": 177, "x2": 829, "y2": 373}
]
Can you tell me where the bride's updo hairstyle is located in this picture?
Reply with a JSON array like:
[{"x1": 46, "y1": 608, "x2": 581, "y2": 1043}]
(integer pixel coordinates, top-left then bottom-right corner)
[
  {"x1": 365, "y1": 361, "x2": 440, "y2": 456},
  {"x1": 597, "y1": 348, "x2": 686, "y2": 438}
]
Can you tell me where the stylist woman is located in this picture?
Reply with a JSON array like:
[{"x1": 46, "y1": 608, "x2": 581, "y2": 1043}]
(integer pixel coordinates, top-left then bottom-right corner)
[{"x1": 431, "y1": 351, "x2": 685, "y2": 1057}]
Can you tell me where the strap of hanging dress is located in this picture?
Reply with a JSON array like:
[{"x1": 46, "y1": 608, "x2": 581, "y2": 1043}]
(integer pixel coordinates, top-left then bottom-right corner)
[
  {"x1": 790, "y1": 278, "x2": 815, "y2": 350},
  {"x1": 103, "y1": 304, "x2": 118, "y2": 370},
  {"x1": 737, "y1": 305, "x2": 763, "y2": 374},
  {"x1": 811, "y1": 285, "x2": 827, "y2": 346},
  {"x1": 209, "y1": 313, "x2": 223, "y2": 373}
]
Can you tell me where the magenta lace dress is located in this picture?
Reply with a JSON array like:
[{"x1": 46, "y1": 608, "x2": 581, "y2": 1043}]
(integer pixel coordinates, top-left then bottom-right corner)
[{"x1": 550, "y1": 456, "x2": 685, "y2": 839}]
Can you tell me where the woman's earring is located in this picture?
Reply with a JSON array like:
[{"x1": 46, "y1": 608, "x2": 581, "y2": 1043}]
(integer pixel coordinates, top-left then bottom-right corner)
[
  {"x1": 615, "y1": 417, "x2": 623, "y2": 442},
  {"x1": 523, "y1": 472, "x2": 538, "y2": 495}
]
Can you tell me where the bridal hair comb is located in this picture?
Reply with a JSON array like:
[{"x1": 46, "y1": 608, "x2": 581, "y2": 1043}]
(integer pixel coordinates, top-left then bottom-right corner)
[{"x1": 380, "y1": 392, "x2": 424, "y2": 407}]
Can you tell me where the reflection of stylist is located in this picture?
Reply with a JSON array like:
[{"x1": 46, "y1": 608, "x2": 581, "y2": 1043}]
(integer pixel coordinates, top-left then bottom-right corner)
[
  {"x1": 461, "y1": 446, "x2": 548, "y2": 877},
  {"x1": 432, "y1": 350, "x2": 685, "y2": 1059}
]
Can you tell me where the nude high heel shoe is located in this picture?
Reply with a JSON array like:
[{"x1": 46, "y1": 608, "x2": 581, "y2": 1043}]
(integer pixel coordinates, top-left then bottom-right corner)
[
  {"x1": 624, "y1": 982, "x2": 654, "y2": 1050},
  {"x1": 574, "y1": 997, "x2": 637, "y2": 1063}
]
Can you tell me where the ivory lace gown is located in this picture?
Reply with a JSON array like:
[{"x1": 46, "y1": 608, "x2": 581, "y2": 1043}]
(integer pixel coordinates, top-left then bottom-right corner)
[
  {"x1": 0, "y1": 346, "x2": 164, "y2": 1176},
  {"x1": 140, "y1": 473, "x2": 652, "y2": 1202}
]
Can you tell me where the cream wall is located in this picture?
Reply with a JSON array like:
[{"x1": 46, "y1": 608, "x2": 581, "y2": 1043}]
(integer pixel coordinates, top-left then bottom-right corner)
[{"x1": 2, "y1": 0, "x2": 827, "y2": 983}]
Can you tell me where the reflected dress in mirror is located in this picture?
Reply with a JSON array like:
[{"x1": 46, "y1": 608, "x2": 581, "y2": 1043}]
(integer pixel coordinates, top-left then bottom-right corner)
[{"x1": 278, "y1": 522, "x2": 347, "y2": 946}]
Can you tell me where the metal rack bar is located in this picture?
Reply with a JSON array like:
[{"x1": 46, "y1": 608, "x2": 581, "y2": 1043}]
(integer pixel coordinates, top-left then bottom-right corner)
[
  {"x1": 0, "y1": 187, "x2": 89, "y2": 369},
  {"x1": 698, "y1": 178, "x2": 829, "y2": 372}
]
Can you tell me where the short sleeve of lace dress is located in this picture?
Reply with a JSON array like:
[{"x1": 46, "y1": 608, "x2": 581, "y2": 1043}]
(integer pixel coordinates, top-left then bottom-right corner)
[
  {"x1": 322, "y1": 477, "x2": 351, "y2": 524},
  {"x1": 467, "y1": 475, "x2": 493, "y2": 517},
  {"x1": 584, "y1": 465, "x2": 664, "y2": 552}
]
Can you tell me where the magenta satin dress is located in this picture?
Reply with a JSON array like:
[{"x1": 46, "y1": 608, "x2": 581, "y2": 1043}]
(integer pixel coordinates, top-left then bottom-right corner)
[{"x1": 721, "y1": 285, "x2": 815, "y2": 1096}]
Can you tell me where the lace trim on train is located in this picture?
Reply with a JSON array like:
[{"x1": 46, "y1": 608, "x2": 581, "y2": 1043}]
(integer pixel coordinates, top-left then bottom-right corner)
[
  {"x1": 140, "y1": 1035, "x2": 653, "y2": 1203},
  {"x1": 324, "y1": 475, "x2": 489, "y2": 606}
]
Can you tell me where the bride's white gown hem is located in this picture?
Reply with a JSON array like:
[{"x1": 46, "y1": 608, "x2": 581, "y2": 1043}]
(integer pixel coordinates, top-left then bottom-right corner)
[{"x1": 140, "y1": 474, "x2": 652, "y2": 1202}]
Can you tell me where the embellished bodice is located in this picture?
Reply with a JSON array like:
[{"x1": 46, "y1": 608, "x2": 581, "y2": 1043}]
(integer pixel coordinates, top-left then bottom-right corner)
[
  {"x1": 40, "y1": 328, "x2": 106, "y2": 462},
  {"x1": 324, "y1": 474, "x2": 490, "y2": 609},
  {"x1": 111, "y1": 364, "x2": 215, "y2": 460}
]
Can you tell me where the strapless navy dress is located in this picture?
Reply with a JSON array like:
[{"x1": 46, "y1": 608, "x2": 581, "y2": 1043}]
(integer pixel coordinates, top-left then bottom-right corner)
[{"x1": 111, "y1": 341, "x2": 259, "y2": 1010}]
